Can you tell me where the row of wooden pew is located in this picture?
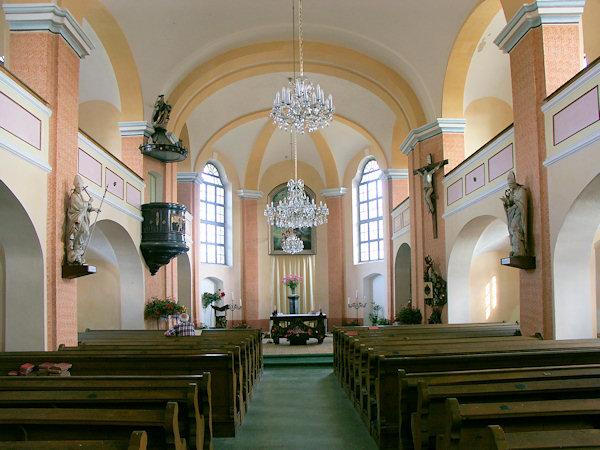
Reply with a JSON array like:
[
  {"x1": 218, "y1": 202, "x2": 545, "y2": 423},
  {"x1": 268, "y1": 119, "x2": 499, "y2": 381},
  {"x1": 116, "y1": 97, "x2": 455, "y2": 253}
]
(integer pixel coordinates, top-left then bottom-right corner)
[
  {"x1": 333, "y1": 322, "x2": 600, "y2": 449},
  {"x1": 0, "y1": 328, "x2": 263, "y2": 449}
]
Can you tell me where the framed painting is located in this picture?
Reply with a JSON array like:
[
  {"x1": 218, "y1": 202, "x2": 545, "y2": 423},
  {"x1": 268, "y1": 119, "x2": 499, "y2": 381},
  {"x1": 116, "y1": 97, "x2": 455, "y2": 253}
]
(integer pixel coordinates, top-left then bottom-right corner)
[{"x1": 268, "y1": 182, "x2": 316, "y2": 255}]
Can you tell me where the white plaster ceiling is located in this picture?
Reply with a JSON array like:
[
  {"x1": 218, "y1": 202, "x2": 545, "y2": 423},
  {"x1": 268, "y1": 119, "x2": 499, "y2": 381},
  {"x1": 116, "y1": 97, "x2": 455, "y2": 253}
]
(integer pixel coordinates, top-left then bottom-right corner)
[{"x1": 88, "y1": 0, "x2": 504, "y2": 188}]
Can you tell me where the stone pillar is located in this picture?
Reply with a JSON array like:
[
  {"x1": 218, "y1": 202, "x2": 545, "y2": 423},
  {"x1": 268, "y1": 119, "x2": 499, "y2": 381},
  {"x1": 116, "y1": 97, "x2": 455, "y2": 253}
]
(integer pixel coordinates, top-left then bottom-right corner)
[
  {"x1": 321, "y1": 188, "x2": 347, "y2": 328},
  {"x1": 400, "y1": 120, "x2": 465, "y2": 322},
  {"x1": 177, "y1": 172, "x2": 203, "y2": 324},
  {"x1": 382, "y1": 170, "x2": 409, "y2": 320},
  {"x1": 495, "y1": 1, "x2": 585, "y2": 338},
  {"x1": 4, "y1": 3, "x2": 93, "y2": 349},
  {"x1": 237, "y1": 190, "x2": 262, "y2": 329}
]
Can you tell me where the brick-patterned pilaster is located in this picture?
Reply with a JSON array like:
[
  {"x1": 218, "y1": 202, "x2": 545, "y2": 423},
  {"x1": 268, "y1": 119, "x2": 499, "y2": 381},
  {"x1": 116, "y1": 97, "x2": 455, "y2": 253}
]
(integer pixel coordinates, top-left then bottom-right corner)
[
  {"x1": 401, "y1": 121, "x2": 465, "y2": 323},
  {"x1": 240, "y1": 195, "x2": 260, "y2": 328},
  {"x1": 496, "y1": 2, "x2": 584, "y2": 338},
  {"x1": 322, "y1": 192, "x2": 345, "y2": 327},
  {"x1": 177, "y1": 172, "x2": 202, "y2": 324},
  {"x1": 10, "y1": 32, "x2": 82, "y2": 349}
]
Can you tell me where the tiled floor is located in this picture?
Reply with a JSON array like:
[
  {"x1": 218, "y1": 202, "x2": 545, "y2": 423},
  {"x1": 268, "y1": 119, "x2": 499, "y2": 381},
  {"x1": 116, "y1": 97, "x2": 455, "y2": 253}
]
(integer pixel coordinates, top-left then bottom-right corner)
[{"x1": 213, "y1": 365, "x2": 377, "y2": 449}]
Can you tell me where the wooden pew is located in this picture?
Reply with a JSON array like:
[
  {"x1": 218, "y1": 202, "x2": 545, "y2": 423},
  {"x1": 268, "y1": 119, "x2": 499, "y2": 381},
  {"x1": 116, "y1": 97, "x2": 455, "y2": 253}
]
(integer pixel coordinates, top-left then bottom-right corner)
[
  {"x1": 373, "y1": 339, "x2": 600, "y2": 448},
  {"x1": 0, "y1": 430, "x2": 147, "y2": 449},
  {"x1": 440, "y1": 397, "x2": 600, "y2": 449},
  {"x1": 0, "y1": 374, "x2": 211, "y2": 450},
  {"x1": 398, "y1": 364, "x2": 600, "y2": 449},
  {"x1": 61, "y1": 342, "x2": 249, "y2": 418},
  {"x1": 414, "y1": 376, "x2": 600, "y2": 449},
  {"x1": 0, "y1": 351, "x2": 237, "y2": 437},
  {"x1": 487, "y1": 425, "x2": 600, "y2": 450},
  {"x1": 0, "y1": 402, "x2": 184, "y2": 450}
]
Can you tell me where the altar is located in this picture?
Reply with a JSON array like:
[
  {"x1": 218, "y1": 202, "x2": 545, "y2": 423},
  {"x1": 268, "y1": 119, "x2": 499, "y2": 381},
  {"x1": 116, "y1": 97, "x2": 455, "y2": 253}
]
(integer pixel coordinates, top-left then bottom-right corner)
[{"x1": 270, "y1": 313, "x2": 327, "y2": 344}]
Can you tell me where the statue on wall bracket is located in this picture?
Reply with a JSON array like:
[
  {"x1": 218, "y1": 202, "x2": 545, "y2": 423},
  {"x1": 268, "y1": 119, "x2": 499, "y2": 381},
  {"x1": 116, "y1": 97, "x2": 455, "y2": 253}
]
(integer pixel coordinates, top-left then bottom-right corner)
[
  {"x1": 414, "y1": 153, "x2": 448, "y2": 238},
  {"x1": 62, "y1": 174, "x2": 107, "y2": 279},
  {"x1": 500, "y1": 171, "x2": 535, "y2": 270}
]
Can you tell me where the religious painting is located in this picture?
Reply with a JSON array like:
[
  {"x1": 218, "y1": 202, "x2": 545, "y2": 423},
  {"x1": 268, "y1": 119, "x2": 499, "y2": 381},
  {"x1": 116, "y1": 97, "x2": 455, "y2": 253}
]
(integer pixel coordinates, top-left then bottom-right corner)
[{"x1": 268, "y1": 182, "x2": 316, "y2": 255}]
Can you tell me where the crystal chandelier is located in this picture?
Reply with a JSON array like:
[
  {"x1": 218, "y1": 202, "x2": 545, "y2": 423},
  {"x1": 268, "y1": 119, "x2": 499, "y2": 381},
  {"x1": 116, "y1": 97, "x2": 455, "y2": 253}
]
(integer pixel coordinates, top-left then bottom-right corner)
[
  {"x1": 281, "y1": 229, "x2": 304, "y2": 254},
  {"x1": 264, "y1": 132, "x2": 329, "y2": 234},
  {"x1": 270, "y1": 0, "x2": 334, "y2": 134}
]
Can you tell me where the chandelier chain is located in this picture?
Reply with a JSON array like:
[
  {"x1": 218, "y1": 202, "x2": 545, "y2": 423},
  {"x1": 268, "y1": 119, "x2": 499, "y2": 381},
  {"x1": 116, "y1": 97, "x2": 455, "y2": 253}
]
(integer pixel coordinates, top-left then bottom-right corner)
[{"x1": 299, "y1": 0, "x2": 304, "y2": 77}]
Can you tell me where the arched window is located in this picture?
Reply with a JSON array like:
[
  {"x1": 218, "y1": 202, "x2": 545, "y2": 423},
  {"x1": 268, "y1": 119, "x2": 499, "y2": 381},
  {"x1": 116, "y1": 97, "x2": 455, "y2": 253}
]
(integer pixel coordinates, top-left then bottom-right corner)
[
  {"x1": 358, "y1": 159, "x2": 383, "y2": 262},
  {"x1": 199, "y1": 163, "x2": 225, "y2": 265}
]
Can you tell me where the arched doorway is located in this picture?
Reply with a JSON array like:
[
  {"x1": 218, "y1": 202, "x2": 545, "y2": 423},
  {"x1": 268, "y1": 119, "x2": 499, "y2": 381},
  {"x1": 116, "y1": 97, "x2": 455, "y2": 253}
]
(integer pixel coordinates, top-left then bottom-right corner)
[
  {"x1": 554, "y1": 174, "x2": 600, "y2": 339},
  {"x1": 395, "y1": 243, "x2": 411, "y2": 314},
  {"x1": 448, "y1": 215, "x2": 519, "y2": 323},
  {"x1": 200, "y1": 277, "x2": 223, "y2": 328},
  {"x1": 78, "y1": 220, "x2": 144, "y2": 330},
  {"x1": 363, "y1": 273, "x2": 386, "y2": 325},
  {"x1": 0, "y1": 181, "x2": 45, "y2": 350},
  {"x1": 177, "y1": 253, "x2": 193, "y2": 319}
]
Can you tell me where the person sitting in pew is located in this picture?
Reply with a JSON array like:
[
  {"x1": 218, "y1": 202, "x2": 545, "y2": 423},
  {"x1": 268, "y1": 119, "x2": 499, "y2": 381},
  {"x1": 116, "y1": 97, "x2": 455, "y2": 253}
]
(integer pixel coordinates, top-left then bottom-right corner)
[{"x1": 165, "y1": 313, "x2": 196, "y2": 336}]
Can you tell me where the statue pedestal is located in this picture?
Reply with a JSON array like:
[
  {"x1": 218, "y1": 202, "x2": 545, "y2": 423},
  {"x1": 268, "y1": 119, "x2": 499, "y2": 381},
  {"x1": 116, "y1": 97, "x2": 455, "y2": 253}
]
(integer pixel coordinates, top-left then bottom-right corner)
[
  {"x1": 62, "y1": 264, "x2": 97, "y2": 279},
  {"x1": 501, "y1": 256, "x2": 536, "y2": 270}
]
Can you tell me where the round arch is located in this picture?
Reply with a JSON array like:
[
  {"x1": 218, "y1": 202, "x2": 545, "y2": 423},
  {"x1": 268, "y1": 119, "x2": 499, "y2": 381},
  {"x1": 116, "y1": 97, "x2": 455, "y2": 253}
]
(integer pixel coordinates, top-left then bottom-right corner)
[
  {"x1": 554, "y1": 174, "x2": 600, "y2": 339},
  {"x1": 395, "y1": 243, "x2": 411, "y2": 314},
  {"x1": 0, "y1": 180, "x2": 45, "y2": 351},
  {"x1": 168, "y1": 41, "x2": 426, "y2": 136},
  {"x1": 442, "y1": 0, "x2": 503, "y2": 118},
  {"x1": 78, "y1": 219, "x2": 145, "y2": 331}
]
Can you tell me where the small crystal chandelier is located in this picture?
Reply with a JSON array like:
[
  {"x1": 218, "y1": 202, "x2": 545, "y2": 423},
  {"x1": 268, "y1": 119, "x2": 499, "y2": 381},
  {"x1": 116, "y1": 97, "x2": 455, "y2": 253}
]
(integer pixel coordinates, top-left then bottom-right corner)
[
  {"x1": 281, "y1": 229, "x2": 304, "y2": 254},
  {"x1": 270, "y1": 0, "x2": 334, "y2": 134},
  {"x1": 264, "y1": 132, "x2": 329, "y2": 234}
]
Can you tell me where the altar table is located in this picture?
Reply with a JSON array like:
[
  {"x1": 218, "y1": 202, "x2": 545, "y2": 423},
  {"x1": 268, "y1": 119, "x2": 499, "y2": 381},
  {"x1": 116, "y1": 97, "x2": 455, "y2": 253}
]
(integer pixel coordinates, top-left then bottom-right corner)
[{"x1": 270, "y1": 313, "x2": 327, "y2": 344}]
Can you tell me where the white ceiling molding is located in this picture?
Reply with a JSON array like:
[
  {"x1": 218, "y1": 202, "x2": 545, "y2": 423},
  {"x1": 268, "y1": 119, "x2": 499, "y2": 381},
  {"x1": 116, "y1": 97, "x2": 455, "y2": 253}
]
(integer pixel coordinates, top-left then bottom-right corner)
[
  {"x1": 381, "y1": 169, "x2": 408, "y2": 180},
  {"x1": 118, "y1": 121, "x2": 154, "y2": 138},
  {"x1": 321, "y1": 187, "x2": 348, "y2": 198},
  {"x1": 494, "y1": 0, "x2": 585, "y2": 54},
  {"x1": 399, "y1": 119, "x2": 466, "y2": 155},
  {"x1": 3, "y1": 3, "x2": 94, "y2": 58},
  {"x1": 236, "y1": 189, "x2": 263, "y2": 199},
  {"x1": 177, "y1": 172, "x2": 203, "y2": 185}
]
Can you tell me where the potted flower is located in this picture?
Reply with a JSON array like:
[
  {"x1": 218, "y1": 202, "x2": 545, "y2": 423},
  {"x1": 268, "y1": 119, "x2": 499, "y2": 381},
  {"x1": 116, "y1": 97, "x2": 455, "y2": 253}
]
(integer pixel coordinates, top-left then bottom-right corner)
[
  {"x1": 396, "y1": 305, "x2": 423, "y2": 325},
  {"x1": 144, "y1": 297, "x2": 186, "y2": 329},
  {"x1": 202, "y1": 289, "x2": 228, "y2": 328},
  {"x1": 202, "y1": 289, "x2": 226, "y2": 308},
  {"x1": 281, "y1": 274, "x2": 303, "y2": 295}
]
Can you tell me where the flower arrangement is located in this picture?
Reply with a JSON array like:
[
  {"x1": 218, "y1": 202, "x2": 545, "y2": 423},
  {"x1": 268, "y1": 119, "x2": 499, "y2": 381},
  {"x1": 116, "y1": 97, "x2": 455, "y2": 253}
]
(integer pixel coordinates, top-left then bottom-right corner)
[
  {"x1": 144, "y1": 297, "x2": 186, "y2": 319},
  {"x1": 396, "y1": 305, "x2": 423, "y2": 324},
  {"x1": 284, "y1": 327, "x2": 311, "y2": 338},
  {"x1": 202, "y1": 289, "x2": 226, "y2": 308},
  {"x1": 281, "y1": 274, "x2": 303, "y2": 290}
]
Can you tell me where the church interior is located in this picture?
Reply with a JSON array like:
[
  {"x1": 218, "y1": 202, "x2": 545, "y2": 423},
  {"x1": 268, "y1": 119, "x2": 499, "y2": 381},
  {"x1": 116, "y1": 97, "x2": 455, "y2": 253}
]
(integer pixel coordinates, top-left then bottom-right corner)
[{"x1": 1, "y1": 0, "x2": 600, "y2": 448}]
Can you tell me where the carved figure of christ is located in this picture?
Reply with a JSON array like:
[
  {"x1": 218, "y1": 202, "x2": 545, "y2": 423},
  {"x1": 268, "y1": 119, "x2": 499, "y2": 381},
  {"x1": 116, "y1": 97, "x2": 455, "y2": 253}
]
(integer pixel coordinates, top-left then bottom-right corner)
[{"x1": 413, "y1": 153, "x2": 448, "y2": 238}]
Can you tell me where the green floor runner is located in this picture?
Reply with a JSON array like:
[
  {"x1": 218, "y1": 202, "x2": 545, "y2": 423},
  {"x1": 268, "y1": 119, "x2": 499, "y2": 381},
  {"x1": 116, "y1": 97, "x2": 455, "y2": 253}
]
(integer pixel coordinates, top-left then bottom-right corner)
[{"x1": 213, "y1": 366, "x2": 377, "y2": 449}]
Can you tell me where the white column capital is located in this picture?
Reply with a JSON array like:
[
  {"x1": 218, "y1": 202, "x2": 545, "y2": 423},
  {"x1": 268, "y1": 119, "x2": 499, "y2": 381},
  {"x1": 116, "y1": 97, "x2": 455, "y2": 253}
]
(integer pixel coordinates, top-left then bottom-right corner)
[
  {"x1": 119, "y1": 121, "x2": 154, "y2": 138},
  {"x1": 177, "y1": 172, "x2": 203, "y2": 186},
  {"x1": 320, "y1": 187, "x2": 347, "y2": 198},
  {"x1": 237, "y1": 190, "x2": 263, "y2": 199},
  {"x1": 3, "y1": 3, "x2": 94, "y2": 58},
  {"x1": 399, "y1": 119, "x2": 466, "y2": 155}
]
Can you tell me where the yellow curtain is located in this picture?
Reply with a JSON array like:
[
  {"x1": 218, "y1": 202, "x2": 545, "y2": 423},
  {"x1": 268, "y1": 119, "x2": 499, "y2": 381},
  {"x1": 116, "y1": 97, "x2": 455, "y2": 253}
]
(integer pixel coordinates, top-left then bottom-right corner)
[{"x1": 272, "y1": 255, "x2": 315, "y2": 313}]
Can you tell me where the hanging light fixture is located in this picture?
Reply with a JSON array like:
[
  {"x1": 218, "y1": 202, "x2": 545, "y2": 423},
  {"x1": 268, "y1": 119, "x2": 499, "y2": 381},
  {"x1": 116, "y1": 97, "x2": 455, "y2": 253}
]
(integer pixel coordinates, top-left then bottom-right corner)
[
  {"x1": 270, "y1": 0, "x2": 334, "y2": 134},
  {"x1": 264, "y1": 131, "x2": 329, "y2": 234},
  {"x1": 281, "y1": 228, "x2": 304, "y2": 254}
]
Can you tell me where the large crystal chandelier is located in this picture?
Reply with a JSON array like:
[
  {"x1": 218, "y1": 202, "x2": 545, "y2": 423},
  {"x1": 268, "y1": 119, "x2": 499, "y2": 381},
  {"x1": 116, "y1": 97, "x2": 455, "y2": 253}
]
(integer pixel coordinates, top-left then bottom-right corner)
[
  {"x1": 281, "y1": 229, "x2": 304, "y2": 254},
  {"x1": 270, "y1": 0, "x2": 334, "y2": 134},
  {"x1": 264, "y1": 132, "x2": 329, "y2": 236}
]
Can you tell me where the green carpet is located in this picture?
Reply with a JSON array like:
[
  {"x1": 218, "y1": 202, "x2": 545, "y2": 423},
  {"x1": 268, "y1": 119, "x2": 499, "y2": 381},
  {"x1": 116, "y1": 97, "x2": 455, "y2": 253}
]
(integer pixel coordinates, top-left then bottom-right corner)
[{"x1": 213, "y1": 365, "x2": 377, "y2": 449}]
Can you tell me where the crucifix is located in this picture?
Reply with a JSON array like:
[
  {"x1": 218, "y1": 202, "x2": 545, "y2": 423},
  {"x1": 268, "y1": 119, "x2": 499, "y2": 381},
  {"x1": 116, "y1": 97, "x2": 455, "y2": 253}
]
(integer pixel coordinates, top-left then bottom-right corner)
[{"x1": 414, "y1": 153, "x2": 448, "y2": 238}]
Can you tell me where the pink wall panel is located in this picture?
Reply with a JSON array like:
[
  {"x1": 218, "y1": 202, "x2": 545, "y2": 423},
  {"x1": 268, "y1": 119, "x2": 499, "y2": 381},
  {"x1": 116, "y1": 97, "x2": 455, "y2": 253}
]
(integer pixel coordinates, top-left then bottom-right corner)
[
  {"x1": 0, "y1": 91, "x2": 41, "y2": 149},
  {"x1": 105, "y1": 168, "x2": 124, "y2": 199},
  {"x1": 78, "y1": 149, "x2": 102, "y2": 186},
  {"x1": 402, "y1": 208, "x2": 410, "y2": 227},
  {"x1": 553, "y1": 86, "x2": 600, "y2": 145},
  {"x1": 488, "y1": 144, "x2": 514, "y2": 181},
  {"x1": 465, "y1": 164, "x2": 485, "y2": 195},
  {"x1": 126, "y1": 183, "x2": 141, "y2": 209},
  {"x1": 446, "y1": 179, "x2": 463, "y2": 205},
  {"x1": 393, "y1": 216, "x2": 402, "y2": 232}
]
